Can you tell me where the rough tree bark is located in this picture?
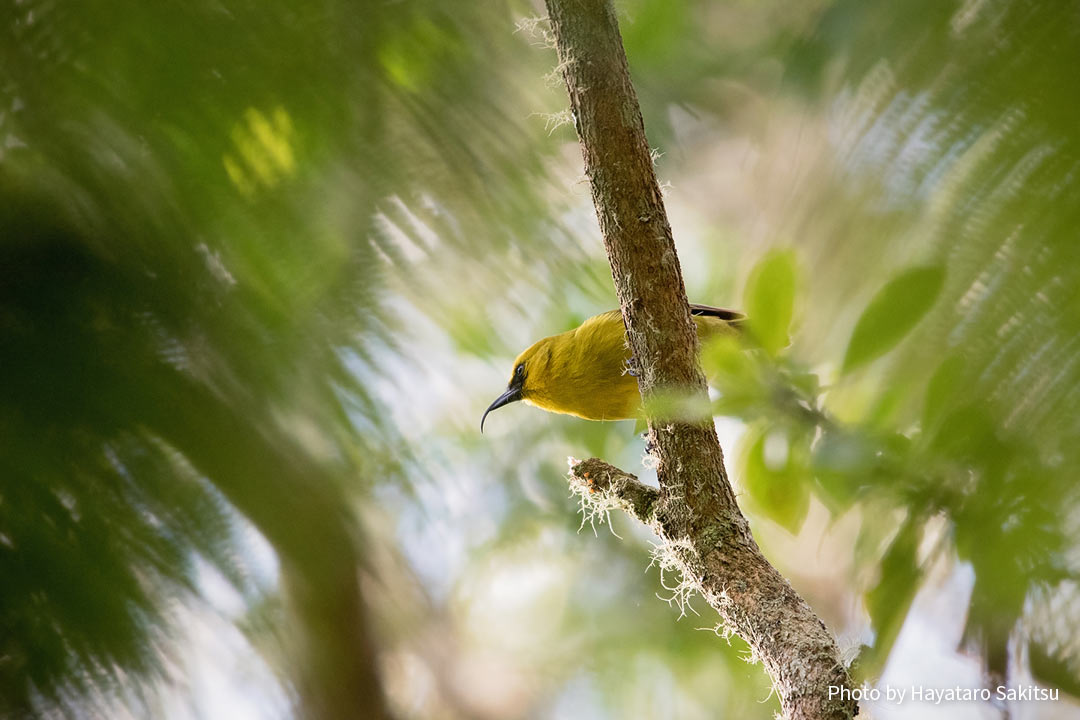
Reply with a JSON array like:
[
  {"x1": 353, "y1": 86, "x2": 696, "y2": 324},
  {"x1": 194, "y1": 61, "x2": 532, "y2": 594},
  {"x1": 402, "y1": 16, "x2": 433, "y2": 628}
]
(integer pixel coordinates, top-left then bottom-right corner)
[{"x1": 542, "y1": 1, "x2": 857, "y2": 718}]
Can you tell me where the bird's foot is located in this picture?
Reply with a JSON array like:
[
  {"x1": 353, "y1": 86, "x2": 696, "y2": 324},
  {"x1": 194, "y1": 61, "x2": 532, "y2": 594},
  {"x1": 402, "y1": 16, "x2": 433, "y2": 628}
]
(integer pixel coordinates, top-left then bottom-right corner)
[{"x1": 624, "y1": 356, "x2": 639, "y2": 377}]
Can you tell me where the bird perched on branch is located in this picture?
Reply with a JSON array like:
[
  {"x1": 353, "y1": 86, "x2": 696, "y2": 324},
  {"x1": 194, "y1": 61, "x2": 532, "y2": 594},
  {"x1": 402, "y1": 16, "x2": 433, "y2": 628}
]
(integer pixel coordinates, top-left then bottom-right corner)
[{"x1": 481, "y1": 304, "x2": 743, "y2": 430}]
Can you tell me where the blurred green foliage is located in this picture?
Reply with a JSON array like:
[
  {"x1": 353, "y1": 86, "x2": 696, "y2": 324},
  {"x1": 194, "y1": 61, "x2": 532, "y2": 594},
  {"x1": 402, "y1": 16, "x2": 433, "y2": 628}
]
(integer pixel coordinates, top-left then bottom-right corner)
[
  {"x1": 1, "y1": 0, "x2": 567, "y2": 715},
  {"x1": 700, "y1": 0, "x2": 1080, "y2": 695}
]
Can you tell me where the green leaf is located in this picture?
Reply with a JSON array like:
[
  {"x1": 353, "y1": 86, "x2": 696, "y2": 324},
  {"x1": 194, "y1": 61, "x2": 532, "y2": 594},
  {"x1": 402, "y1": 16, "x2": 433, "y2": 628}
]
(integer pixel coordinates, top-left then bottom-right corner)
[
  {"x1": 856, "y1": 517, "x2": 923, "y2": 680},
  {"x1": 1030, "y1": 641, "x2": 1080, "y2": 698},
  {"x1": 812, "y1": 430, "x2": 907, "y2": 514},
  {"x1": 842, "y1": 265, "x2": 945, "y2": 372},
  {"x1": 702, "y1": 334, "x2": 765, "y2": 416},
  {"x1": 740, "y1": 425, "x2": 810, "y2": 534},
  {"x1": 622, "y1": 0, "x2": 690, "y2": 66},
  {"x1": 811, "y1": 432, "x2": 874, "y2": 510},
  {"x1": 744, "y1": 250, "x2": 797, "y2": 356}
]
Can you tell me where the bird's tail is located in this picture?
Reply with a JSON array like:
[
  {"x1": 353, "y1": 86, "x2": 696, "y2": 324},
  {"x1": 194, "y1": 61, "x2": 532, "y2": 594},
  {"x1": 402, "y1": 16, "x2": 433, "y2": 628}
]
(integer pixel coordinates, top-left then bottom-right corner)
[{"x1": 689, "y1": 304, "x2": 746, "y2": 330}]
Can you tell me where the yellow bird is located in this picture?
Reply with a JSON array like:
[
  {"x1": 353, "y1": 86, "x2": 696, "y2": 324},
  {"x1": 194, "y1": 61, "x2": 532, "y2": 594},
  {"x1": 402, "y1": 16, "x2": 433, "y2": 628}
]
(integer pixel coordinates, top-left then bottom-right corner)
[{"x1": 481, "y1": 304, "x2": 744, "y2": 430}]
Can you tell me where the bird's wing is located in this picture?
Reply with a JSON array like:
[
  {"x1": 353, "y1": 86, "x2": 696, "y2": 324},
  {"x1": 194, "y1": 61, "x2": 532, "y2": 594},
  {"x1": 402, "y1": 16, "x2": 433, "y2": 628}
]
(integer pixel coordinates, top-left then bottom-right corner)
[
  {"x1": 689, "y1": 304, "x2": 746, "y2": 327},
  {"x1": 585, "y1": 306, "x2": 745, "y2": 329}
]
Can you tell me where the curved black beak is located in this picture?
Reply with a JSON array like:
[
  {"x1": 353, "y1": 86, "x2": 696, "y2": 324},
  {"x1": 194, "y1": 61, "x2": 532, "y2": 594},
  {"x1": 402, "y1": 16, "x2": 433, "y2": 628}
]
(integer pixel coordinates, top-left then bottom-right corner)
[{"x1": 481, "y1": 382, "x2": 523, "y2": 433}]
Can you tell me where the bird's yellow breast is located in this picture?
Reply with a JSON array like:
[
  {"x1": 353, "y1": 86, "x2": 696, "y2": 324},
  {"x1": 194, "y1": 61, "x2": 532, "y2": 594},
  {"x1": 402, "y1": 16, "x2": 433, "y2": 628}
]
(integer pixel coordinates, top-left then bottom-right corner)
[{"x1": 517, "y1": 310, "x2": 735, "y2": 421}]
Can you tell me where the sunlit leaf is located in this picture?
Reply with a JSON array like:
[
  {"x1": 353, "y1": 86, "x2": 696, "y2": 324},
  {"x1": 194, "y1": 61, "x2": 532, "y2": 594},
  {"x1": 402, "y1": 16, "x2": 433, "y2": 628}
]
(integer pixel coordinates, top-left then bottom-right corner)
[
  {"x1": 743, "y1": 250, "x2": 797, "y2": 357},
  {"x1": 842, "y1": 265, "x2": 945, "y2": 372}
]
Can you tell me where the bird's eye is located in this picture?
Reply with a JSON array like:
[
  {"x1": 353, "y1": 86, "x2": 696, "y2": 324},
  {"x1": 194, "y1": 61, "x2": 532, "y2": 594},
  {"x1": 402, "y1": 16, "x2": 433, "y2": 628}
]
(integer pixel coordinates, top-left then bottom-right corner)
[{"x1": 515, "y1": 363, "x2": 525, "y2": 378}]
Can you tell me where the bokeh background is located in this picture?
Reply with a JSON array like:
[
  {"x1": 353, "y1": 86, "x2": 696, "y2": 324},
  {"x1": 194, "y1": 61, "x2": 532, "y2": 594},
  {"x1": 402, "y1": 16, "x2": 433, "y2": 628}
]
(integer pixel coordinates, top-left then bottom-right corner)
[{"x1": 2, "y1": 0, "x2": 1080, "y2": 718}]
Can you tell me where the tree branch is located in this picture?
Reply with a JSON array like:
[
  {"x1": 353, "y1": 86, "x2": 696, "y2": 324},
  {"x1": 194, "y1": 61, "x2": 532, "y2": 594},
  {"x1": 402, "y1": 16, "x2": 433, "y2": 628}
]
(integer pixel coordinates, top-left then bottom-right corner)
[
  {"x1": 544, "y1": 1, "x2": 857, "y2": 717},
  {"x1": 571, "y1": 457, "x2": 660, "y2": 525}
]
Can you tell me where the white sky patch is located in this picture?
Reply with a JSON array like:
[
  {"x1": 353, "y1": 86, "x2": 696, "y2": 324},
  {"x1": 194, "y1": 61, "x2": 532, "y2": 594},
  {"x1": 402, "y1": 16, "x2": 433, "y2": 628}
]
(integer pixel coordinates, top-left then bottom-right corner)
[{"x1": 869, "y1": 563, "x2": 992, "y2": 720}]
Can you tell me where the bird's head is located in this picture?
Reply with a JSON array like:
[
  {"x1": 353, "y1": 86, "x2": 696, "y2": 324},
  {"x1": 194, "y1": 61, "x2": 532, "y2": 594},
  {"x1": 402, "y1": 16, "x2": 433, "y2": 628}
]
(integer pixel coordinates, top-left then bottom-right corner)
[{"x1": 481, "y1": 339, "x2": 552, "y2": 432}]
